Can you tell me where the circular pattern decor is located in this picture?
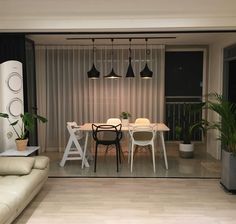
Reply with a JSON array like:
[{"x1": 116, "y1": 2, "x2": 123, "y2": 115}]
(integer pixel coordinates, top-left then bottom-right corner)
[
  {"x1": 7, "y1": 72, "x2": 22, "y2": 93},
  {"x1": 7, "y1": 98, "x2": 23, "y2": 118}
]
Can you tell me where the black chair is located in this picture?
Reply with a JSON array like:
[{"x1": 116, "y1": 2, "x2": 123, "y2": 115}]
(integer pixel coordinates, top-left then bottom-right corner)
[{"x1": 92, "y1": 124, "x2": 122, "y2": 172}]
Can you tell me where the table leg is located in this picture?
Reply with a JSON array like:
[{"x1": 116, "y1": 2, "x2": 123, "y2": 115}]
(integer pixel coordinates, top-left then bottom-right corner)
[{"x1": 159, "y1": 131, "x2": 168, "y2": 169}]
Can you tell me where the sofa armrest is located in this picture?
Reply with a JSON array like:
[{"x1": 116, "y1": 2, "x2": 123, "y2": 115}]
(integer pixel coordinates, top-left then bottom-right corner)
[
  {"x1": 33, "y1": 156, "x2": 49, "y2": 170},
  {"x1": 0, "y1": 157, "x2": 35, "y2": 175}
]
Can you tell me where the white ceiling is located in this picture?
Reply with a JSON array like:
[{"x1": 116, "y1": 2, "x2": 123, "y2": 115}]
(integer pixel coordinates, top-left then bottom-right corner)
[
  {"x1": 11, "y1": 0, "x2": 234, "y2": 47},
  {"x1": 1, "y1": 0, "x2": 236, "y2": 32},
  {"x1": 2, "y1": 0, "x2": 236, "y2": 18},
  {"x1": 1, "y1": 0, "x2": 236, "y2": 18}
]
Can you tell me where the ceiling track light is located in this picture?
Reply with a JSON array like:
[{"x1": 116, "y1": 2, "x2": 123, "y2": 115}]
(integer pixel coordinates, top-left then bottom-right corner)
[
  {"x1": 126, "y1": 38, "x2": 135, "y2": 78},
  {"x1": 87, "y1": 38, "x2": 100, "y2": 79},
  {"x1": 140, "y1": 38, "x2": 153, "y2": 79},
  {"x1": 104, "y1": 38, "x2": 122, "y2": 79}
]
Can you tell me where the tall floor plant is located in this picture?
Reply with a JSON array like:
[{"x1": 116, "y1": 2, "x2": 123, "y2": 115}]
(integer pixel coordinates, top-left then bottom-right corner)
[
  {"x1": 207, "y1": 93, "x2": 236, "y2": 154},
  {"x1": 207, "y1": 92, "x2": 236, "y2": 191}
]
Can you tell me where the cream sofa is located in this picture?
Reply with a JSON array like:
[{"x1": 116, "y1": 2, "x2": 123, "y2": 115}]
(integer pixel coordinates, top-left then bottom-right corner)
[{"x1": 0, "y1": 156, "x2": 49, "y2": 224}]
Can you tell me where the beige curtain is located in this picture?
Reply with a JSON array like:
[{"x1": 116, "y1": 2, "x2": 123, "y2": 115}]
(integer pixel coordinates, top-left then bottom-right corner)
[{"x1": 35, "y1": 44, "x2": 165, "y2": 152}]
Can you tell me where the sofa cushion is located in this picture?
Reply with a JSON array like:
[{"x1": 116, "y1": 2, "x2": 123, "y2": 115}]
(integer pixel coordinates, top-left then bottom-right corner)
[
  {"x1": 0, "y1": 157, "x2": 35, "y2": 175},
  {"x1": 0, "y1": 190, "x2": 19, "y2": 207},
  {"x1": 33, "y1": 156, "x2": 50, "y2": 169},
  {"x1": 0, "y1": 169, "x2": 48, "y2": 205},
  {"x1": 0, "y1": 156, "x2": 49, "y2": 224},
  {"x1": 0, "y1": 203, "x2": 11, "y2": 224}
]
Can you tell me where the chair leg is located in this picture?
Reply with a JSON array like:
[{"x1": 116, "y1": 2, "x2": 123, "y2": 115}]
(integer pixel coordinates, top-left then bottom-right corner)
[
  {"x1": 118, "y1": 142, "x2": 122, "y2": 163},
  {"x1": 128, "y1": 141, "x2": 131, "y2": 164},
  {"x1": 128, "y1": 139, "x2": 134, "y2": 164},
  {"x1": 151, "y1": 143, "x2": 156, "y2": 173},
  {"x1": 119, "y1": 144, "x2": 125, "y2": 161},
  {"x1": 116, "y1": 143, "x2": 119, "y2": 172},
  {"x1": 94, "y1": 143, "x2": 98, "y2": 172},
  {"x1": 105, "y1": 145, "x2": 109, "y2": 155},
  {"x1": 59, "y1": 137, "x2": 73, "y2": 167}
]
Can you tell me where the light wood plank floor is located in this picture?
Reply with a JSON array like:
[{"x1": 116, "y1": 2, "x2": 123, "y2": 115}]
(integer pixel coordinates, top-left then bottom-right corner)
[{"x1": 14, "y1": 178, "x2": 236, "y2": 224}]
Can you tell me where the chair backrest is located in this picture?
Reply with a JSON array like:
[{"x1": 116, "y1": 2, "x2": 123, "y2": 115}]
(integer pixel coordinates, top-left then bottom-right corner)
[
  {"x1": 129, "y1": 125, "x2": 155, "y2": 142},
  {"x1": 92, "y1": 124, "x2": 122, "y2": 143},
  {"x1": 134, "y1": 118, "x2": 151, "y2": 125},
  {"x1": 67, "y1": 121, "x2": 77, "y2": 127},
  {"x1": 106, "y1": 118, "x2": 122, "y2": 125},
  {"x1": 67, "y1": 121, "x2": 83, "y2": 139}
]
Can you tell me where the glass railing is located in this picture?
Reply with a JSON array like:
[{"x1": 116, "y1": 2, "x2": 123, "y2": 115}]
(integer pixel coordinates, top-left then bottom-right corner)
[{"x1": 165, "y1": 96, "x2": 203, "y2": 141}]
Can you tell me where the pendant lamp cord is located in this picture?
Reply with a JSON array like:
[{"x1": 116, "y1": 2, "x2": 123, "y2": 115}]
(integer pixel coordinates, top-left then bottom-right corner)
[
  {"x1": 92, "y1": 38, "x2": 95, "y2": 63},
  {"x1": 145, "y1": 38, "x2": 148, "y2": 62},
  {"x1": 129, "y1": 38, "x2": 132, "y2": 63},
  {"x1": 111, "y1": 38, "x2": 114, "y2": 68}
]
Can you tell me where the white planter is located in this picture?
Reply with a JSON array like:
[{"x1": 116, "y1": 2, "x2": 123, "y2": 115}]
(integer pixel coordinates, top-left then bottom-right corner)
[
  {"x1": 121, "y1": 119, "x2": 129, "y2": 127},
  {"x1": 179, "y1": 143, "x2": 194, "y2": 158}
]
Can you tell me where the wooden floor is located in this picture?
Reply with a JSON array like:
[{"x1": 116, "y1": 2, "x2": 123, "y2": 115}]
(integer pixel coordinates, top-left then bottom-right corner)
[{"x1": 14, "y1": 178, "x2": 236, "y2": 224}]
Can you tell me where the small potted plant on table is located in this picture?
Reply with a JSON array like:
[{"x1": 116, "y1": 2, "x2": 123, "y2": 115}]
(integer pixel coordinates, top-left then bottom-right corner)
[
  {"x1": 0, "y1": 112, "x2": 47, "y2": 151},
  {"x1": 120, "y1": 111, "x2": 131, "y2": 126}
]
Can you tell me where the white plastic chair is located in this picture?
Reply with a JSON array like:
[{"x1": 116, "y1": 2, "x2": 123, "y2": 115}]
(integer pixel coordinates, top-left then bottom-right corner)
[
  {"x1": 106, "y1": 118, "x2": 122, "y2": 125},
  {"x1": 60, "y1": 121, "x2": 89, "y2": 168},
  {"x1": 128, "y1": 125, "x2": 156, "y2": 173},
  {"x1": 133, "y1": 118, "x2": 151, "y2": 151},
  {"x1": 134, "y1": 118, "x2": 151, "y2": 125}
]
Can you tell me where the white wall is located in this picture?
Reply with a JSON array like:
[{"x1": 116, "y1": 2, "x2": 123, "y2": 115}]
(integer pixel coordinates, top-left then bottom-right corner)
[{"x1": 207, "y1": 44, "x2": 223, "y2": 159}]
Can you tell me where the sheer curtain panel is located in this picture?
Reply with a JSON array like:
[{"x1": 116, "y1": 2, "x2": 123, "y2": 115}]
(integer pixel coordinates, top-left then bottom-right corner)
[{"x1": 35, "y1": 45, "x2": 165, "y2": 152}]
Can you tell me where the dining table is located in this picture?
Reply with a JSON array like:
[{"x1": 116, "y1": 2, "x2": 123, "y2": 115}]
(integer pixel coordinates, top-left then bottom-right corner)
[{"x1": 79, "y1": 123, "x2": 170, "y2": 170}]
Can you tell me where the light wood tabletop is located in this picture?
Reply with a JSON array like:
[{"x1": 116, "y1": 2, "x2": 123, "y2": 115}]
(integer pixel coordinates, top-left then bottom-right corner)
[{"x1": 79, "y1": 123, "x2": 170, "y2": 132}]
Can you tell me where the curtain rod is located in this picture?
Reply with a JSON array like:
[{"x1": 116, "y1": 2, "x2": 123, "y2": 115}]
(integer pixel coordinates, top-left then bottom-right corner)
[{"x1": 66, "y1": 37, "x2": 176, "y2": 40}]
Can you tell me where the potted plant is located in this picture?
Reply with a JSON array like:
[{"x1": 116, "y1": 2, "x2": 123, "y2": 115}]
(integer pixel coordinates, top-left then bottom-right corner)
[
  {"x1": 120, "y1": 111, "x2": 131, "y2": 126},
  {"x1": 0, "y1": 112, "x2": 47, "y2": 151},
  {"x1": 207, "y1": 93, "x2": 236, "y2": 191},
  {"x1": 175, "y1": 102, "x2": 207, "y2": 158}
]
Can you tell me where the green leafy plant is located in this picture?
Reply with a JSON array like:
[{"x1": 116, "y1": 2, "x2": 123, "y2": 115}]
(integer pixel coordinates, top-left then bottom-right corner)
[
  {"x1": 175, "y1": 102, "x2": 208, "y2": 144},
  {"x1": 207, "y1": 93, "x2": 236, "y2": 154},
  {"x1": 120, "y1": 111, "x2": 131, "y2": 119},
  {"x1": 0, "y1": 112, "x2": 47, "y2": 140}
]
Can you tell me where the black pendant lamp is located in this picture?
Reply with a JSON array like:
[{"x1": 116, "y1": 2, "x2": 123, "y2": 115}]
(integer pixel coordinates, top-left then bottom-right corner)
[
  {"x1": 140, "y1": 38, "x2": 153, "y2": 79},
  {"x1": 126, "y1": 38, "x2": 135, "y2": 78},
  {"x1": 104, "y1": 38, "x2": 122, "y2": 79},
  {"x1": 87, "y1": 39, "x2": 100, "y2": 79}
]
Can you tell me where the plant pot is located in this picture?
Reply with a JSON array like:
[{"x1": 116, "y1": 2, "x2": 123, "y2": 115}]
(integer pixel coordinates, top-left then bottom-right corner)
[
  {"x1": 179, "y1": 143, "x2": 194, "y2": 158},
  {"x1": 122, "y1": 119, "x2": 129, "y2": 127},
  {"x1": 221, "y1": 149, "x2": 236, "y2": 192},
  {"x1": 15, "y1": 139, "x2": 28, "y2": 151}
]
